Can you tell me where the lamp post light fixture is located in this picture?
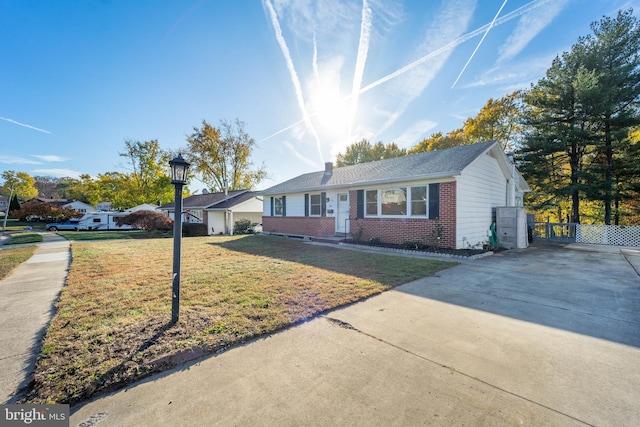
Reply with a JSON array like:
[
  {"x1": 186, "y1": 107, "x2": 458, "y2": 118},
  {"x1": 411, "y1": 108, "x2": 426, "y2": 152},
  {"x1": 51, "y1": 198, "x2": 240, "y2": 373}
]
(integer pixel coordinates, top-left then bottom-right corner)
[{"x1": 169, "y1": 154, "x2": 190, "y2": 324}]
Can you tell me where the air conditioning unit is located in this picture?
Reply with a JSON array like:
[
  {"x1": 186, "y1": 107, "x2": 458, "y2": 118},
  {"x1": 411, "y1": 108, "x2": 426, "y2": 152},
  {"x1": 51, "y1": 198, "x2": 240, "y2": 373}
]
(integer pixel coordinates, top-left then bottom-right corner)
[{"x1": 496, "y1": 207, "x2": 528, "y2": 249}]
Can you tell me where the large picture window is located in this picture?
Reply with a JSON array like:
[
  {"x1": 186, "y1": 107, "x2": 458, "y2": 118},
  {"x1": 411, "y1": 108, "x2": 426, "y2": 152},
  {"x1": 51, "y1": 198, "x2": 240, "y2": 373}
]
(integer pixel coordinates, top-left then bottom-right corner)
[
  {"x1": 358, "y1": 184, "x2": 437, "y2": 218},
  {"x1": 381, "y1": 188, "x2": 407, "y2": 215}
]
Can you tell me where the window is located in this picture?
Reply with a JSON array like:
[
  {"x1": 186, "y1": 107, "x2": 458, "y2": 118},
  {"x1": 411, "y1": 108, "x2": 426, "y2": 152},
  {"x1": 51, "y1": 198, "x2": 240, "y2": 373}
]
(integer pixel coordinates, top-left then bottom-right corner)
[
  {"x1": 381, "y1": 188, "x2": 407, "y2": 215},
  {"x1": 188, "y1": 210, "x2": 203, "y2": 223},
  {"x1": 358, "y1": 184, "x2": 438, "y2": 218},
  {"x1": 309, "y1": 194, "x2": 321, "y2": 216},
  {"x1": 411, "y1": 186, "x2": 427, "y2": 216},
  {"x1": 366, "y1": 190, "x2": 377, "y2": 215},
  {"x1": 274, "y1": 197, "x2": 283, "y2": 215}
]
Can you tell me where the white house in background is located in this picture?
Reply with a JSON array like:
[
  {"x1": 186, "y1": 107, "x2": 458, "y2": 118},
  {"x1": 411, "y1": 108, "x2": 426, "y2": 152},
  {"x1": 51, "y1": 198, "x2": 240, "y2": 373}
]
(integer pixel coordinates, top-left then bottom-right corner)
[
  {"x1": 96, "y1": 201, "x2": 113, "y2": 211},
  {"x1": 124, "y1": 203, "x2": 159, "y2": 212},
  {"x1": 35, "y1": 198, "x2": 96, "y2": 213},
  {"x1": 160, "y1": 190, "x2": 263, "y2": 235},
  {"x1": 260, "y1": 141, "x2": 530, "y2": 249},
  {"x1": 0, "y1": 195, "x2": 9, "y2": 213}
]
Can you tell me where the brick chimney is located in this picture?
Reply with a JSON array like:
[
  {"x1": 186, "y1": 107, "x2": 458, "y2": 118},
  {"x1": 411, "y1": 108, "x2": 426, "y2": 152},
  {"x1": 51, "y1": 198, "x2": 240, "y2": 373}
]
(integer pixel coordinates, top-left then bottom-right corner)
[{"x1": 324, "y1": 162, "x2": 333, "y2": 175}]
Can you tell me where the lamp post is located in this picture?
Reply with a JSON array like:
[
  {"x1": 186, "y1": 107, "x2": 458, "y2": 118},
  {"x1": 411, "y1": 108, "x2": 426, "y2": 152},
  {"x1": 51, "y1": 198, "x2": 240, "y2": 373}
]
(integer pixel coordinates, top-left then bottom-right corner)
[{"x1": 169, "y1": 154, "x2": 190, "y2": 324}]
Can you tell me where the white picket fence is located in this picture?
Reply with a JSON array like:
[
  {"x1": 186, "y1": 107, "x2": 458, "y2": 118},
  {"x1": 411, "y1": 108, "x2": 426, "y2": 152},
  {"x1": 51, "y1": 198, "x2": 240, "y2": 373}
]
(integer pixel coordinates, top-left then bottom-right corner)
[{"x1": 576, "y1": 224, "x2": 640, "y2": 247}]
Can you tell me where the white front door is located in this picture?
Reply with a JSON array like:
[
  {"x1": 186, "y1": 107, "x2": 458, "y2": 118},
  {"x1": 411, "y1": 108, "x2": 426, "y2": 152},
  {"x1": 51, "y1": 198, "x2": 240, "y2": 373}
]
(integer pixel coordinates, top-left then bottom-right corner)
[{"x1": 336, "y1": 193, "x2": 350, "y2": 234}]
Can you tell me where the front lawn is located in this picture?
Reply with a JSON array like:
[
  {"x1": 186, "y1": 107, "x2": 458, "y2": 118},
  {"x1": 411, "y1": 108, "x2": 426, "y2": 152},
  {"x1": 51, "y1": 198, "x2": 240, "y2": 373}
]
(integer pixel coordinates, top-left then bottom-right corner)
[
  {"x1": 0, "y1": 245, "x2": 37, "y2": 279},
  {"x1": 3, "y1": 232, "x2": 44, "y2": 245},
  {"x1": 57, "y1": 230, "x2": 149, "y2": 241},
  {"x1": 23, "y1": 235, "x2": 455, "y2": 405}
]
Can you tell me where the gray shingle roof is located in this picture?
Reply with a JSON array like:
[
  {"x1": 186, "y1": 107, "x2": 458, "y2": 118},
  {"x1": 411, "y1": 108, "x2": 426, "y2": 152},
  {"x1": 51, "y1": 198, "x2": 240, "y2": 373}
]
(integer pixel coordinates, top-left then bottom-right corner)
[
  {"x1": 161, "y1": 190, "x2": 251, "y2": 210},
  {"x1": 261, "y1": 141, "x2": 497, "y2": 195}
]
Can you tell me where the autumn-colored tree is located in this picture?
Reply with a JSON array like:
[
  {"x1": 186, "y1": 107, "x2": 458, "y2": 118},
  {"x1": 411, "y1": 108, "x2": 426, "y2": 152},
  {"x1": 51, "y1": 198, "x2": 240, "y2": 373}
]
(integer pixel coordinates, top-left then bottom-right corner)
[
  {"x1": 335, "y1": 139, "x2": 406, "y2": 166},
  {"x1": 118, "y1": 139, "x2": 174, "y2": 206},
  {"x1": 115, "y1": 210, "x2": 173, "y2": 231},
  {"x1": 1, "y1": 170, "x2": 38, "y2": 200},
  {"x1": 10, "y1": 200, "x2": 81, "y2": 221},
  {"x1": 186, "y1": 119, "x2": 266, "y2": 192},
  {"x1": 463, "y1": 91, "x2": 524, "y2": 152},
  {"x1": 409, "y1": 129, "x2": 465, "y2": 154}
]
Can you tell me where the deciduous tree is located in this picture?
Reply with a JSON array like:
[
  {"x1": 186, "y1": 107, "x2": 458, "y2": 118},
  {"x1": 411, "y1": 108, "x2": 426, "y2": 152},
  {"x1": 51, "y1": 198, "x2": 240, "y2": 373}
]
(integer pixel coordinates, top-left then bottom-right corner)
[
  {"x1": 186, "y1": 119, "x2": 266, "y2": 192},
  {"x1": 336, "y1": 139, "x2": 406, "y2": 166},
  {"x1": 409, "y1": 130, "x2": 465, "y2": 154},
  {"x1": 1, "y1": 170, "x2": 38, "y2": 200}
]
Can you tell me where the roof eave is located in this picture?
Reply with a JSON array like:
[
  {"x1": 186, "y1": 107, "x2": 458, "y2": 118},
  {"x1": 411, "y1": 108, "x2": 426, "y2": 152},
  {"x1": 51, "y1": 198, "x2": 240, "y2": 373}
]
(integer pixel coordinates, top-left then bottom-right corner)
[{"x1": 260, "y1": 171, "x2": 461, "y2": 195}]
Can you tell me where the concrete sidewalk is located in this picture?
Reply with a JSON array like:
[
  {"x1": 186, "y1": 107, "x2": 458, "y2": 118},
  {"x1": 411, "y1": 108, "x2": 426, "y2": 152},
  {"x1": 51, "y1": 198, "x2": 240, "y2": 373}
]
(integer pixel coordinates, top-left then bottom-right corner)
[
  {"x1": 0, "y1": 233, "x2": 70, "y2": 404},
  {"x1": 70, "y1": 242, "x2": 640, "y2": 427}
]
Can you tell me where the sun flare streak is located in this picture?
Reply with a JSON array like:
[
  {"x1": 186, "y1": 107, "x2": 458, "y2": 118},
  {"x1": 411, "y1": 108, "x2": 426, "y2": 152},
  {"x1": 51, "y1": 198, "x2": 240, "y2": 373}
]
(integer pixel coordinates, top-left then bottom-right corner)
[
  {"x1": 263, "y1": 0, "x2": 324, "y2": 162},
  {"x1": 360, "y1": 0, "x2": 551, "y2": 94},
  {"x1": 451, "y1": 0, "x2": 509, "y2": 88},
  {"x1": 348, "y1": 0, "x2": 372, "y2": 143}
]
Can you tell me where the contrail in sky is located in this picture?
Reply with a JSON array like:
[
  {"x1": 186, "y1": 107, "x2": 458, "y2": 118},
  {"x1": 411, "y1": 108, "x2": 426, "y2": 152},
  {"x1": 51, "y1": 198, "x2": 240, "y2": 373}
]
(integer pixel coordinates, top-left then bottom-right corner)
[
  {"x1": 360, "y1": 0, "x2": 551, "y2": 94},
  {"x1": 261, "y1": 0, "x2": 551, "y2": 144},
  {"x1": 0, "y1": 116, "x2": 51, "y2": 134},
  {"x1": 347, "y1": 0, "x2": 372, "y2": 143},
  {"x1": 451, "y1": 0, "x2": 509, "y2": 89},
  {"x1": 263, "y1": 0, "x2": 324, "y2": 162}
]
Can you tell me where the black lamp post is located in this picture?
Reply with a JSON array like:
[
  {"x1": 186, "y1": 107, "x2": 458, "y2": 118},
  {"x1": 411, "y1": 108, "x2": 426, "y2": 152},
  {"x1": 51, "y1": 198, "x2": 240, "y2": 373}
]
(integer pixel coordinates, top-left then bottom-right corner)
[{"x1": 169, "y1": 154, "x2": 190, "y2": 324}]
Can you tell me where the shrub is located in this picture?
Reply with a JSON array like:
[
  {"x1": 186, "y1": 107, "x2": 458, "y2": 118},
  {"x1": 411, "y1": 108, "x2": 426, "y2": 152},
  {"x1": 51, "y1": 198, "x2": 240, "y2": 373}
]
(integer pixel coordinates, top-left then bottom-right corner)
[
  {"x1": 234, "y1": 218, "x2": 253, "y2": 235},
  {"x1": 428, "y1": 221, "x2": 444, "y2": 248},
  {"x1": 182, "y1": 222, "x2": 208, "y2": 237},
  {"x1": 10, "y1": 200, "x2": 80, "y2": 222},
  {"x1": 115, "y1": 211, "x2": 173, "y2": 232},
  {"x1": 351, "y1": 225, "x2": 364, "y2": 242},
  {"x1": 368, "y1": 237, "x2": 381, "y2": 245},
  {"x1": 402, "y1": 240, "x2": 424, "y2": 250}
]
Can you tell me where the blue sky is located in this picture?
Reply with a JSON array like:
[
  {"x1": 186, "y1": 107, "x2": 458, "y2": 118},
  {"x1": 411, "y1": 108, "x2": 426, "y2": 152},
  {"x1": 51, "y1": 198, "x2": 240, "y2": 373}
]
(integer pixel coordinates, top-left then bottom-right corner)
[{"x1": 1, "y1": 0, "x2": 638, "y2": 192}]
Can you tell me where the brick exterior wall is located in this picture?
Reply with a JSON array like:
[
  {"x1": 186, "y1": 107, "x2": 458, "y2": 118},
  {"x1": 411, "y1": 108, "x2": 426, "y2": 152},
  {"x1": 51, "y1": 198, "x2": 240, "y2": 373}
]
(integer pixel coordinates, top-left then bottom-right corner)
[
  {"x1": 261, "y1": 181, "x2": 457, "y2": 248},
  {"x1": 348, "y1": 181, "x2": 457, "y2": 249},
  {"x1": 262, "y1": 216, "x2": 336, "y2": 237}
]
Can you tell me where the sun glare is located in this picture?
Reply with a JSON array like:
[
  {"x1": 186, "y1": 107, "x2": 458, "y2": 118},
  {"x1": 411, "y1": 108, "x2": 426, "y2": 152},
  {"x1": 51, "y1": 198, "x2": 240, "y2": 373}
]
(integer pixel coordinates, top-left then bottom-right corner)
[{"x1": 309, "y1": 81, "x2": 350, "y2": 136}]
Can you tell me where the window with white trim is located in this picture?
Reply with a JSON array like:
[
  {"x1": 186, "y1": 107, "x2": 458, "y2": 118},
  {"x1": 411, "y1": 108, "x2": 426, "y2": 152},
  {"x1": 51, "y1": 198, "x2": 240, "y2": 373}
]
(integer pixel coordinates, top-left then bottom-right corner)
[
  {"x1": 363, "y1": 185, "x2": 432, "y2": 217},
  {"x1": 381, "y1": 188, "x2": 407, "y2": 215},
  {"x1": 309, "y1": 194, "x2": 321, "y2": 216},
  {"x1": 366, "y1": 190, "x2": 377, "y2": 215},
  {"x1": 411, "y1": 186, "x2": 427, "y2": 216}
]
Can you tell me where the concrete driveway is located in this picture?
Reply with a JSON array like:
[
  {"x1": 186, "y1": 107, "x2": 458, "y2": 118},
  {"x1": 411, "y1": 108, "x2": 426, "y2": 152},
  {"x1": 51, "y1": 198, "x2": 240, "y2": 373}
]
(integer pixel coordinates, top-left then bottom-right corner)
[{"x1": 70, "y1": 242, "x2": 640, "y2": 426}]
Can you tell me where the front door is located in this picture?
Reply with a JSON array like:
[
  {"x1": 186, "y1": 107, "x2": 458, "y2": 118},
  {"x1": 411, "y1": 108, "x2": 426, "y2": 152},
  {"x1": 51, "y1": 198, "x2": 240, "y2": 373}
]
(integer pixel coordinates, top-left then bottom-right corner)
[{"x1": 336, "y1": 193, "x2": 350, "y2": 234}]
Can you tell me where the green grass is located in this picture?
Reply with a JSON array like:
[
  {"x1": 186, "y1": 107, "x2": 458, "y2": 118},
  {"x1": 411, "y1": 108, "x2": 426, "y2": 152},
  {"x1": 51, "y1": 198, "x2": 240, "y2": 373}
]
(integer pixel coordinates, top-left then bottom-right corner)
[
  {"x1": 23, "y1": 235, "x2": 456, "y2": 405},
  {"x1": 3, "y1": 233, "x2": 44, "y2": 245},
  {"x1": 0, "y1": 245, "x2": 37, "y2": 279},
  {"x1": 1, "y1": 219, "x2": 46, "y2": 231},
  {"x1": 58, "y1": 230, "x2": 149, "y2": 241}
]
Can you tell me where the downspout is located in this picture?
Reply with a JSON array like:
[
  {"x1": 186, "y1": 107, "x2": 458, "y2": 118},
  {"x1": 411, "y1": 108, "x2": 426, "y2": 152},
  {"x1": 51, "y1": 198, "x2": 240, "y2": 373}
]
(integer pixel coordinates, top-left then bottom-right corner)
[{"x1": 228, "y1": 210, "x2": 233, "y2": 235}]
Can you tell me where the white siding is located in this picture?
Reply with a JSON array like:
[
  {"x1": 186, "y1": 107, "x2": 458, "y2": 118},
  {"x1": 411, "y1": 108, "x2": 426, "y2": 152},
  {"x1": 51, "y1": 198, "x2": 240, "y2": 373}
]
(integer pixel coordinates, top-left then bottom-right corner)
[
  {"x1": 456, "y1": 152, "x2": 507, "y2": 249},
  {"x1": 262, "y1": 192, "x2": 338, "y2": 217},
  {"x1": 207, "y1": 212, "x2": 226, "y2": 235}
]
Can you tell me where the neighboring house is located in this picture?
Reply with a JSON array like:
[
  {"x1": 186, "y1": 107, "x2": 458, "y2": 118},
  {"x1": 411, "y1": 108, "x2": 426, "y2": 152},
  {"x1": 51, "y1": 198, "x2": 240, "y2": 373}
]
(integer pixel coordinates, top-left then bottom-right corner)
[
  {"x1": 160, "y1": 190, "x2": 263, "y2": 235},
  {"x1": 260, "y1": 141, "x2": 530, "y2": 249},
  {"x1": 124, "y1": 203, "x2": 159, "y2": 213},
  {"x1": 0, "y1": 195, "x2": 8, "y2": 213},
  {"x1": 96, "y1": 201, "x2": 113, "y2": 211},
  {"x1": 34, "y1": 198, "x2": 96, "y2": 214}
]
